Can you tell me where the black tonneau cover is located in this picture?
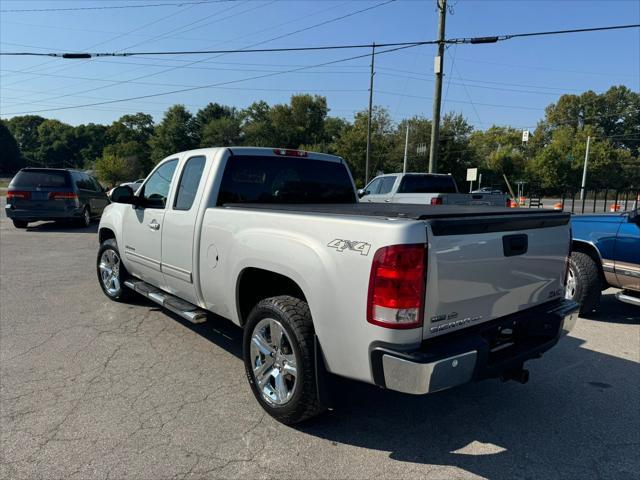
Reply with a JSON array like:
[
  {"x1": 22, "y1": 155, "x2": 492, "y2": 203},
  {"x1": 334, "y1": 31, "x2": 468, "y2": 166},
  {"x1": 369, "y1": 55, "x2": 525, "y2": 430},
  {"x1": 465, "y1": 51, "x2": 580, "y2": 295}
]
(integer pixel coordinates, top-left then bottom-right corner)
[
  {"x1": 222, "y1": 202, "x2": 564, "y2": 220},
  {"x1": 222, "y1": 203, "x2": 570, "y2": 235}
]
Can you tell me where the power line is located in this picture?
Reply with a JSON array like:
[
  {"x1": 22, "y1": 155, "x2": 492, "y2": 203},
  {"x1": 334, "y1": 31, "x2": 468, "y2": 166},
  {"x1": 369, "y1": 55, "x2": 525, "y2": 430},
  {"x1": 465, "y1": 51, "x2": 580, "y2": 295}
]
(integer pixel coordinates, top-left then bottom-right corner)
[
  {"x1": 0, "y1": 1, "x2": 234, "y2": 13},
  {"x1": 0, "y1": 43, "x2": 420, "y2": 116},
  {"x1": 2, "y1": 23, "x2": 637, "y2": 57},
  {"x1": 0, "y1": 40, "x2": 432, "y2": 58},
  {"x1": 1, "y1": 0, "x2": 396, "y2": 109}
]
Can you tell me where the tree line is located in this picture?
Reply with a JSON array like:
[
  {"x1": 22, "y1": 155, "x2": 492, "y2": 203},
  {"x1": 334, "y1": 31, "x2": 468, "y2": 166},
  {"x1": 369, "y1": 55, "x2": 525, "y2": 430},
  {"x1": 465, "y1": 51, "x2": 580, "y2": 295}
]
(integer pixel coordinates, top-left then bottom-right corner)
[{"x1": 1, "y1": 85, "x2": 638, "y2": 194}]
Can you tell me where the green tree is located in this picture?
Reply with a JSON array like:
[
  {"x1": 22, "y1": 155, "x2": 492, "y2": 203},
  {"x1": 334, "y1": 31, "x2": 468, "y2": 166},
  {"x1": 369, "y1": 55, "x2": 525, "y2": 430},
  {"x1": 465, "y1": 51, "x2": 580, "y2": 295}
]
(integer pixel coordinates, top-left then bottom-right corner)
[
  {"x1": 5, "y1": 115, "x2": 46, "y2": 166},
  {"x1": 0, "y1": 120, "x2": 24, "y2": 174},
  {"x1": 35, "y1": 119, "x2": 75, "y2": 168},
  {"x1": 241, "y1": 100, "x2": 274, "y2": 147},
  {"x1": 333, "y1": 107, "x2": 395, "y2": 186},
  {"x1": 95, "y1": 153, "x2": 135, "y2": 187},
  {"x1": 149, "y1": 105, "x2": 197, "y2": 163},
  {"x1": 200, "y1": 117, "x2": 241, "y2": 147}
]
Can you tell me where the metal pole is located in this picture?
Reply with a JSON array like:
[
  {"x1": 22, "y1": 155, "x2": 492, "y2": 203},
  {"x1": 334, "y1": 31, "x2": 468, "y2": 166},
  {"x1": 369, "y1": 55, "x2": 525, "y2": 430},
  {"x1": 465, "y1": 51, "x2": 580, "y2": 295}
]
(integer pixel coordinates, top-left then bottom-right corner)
[
  {"x1": 365, "y1": 43, "x2": 376, "y2": 184},
  {"x1": 428, "y1": 0, "x2": 447, "y2": 174},
  {"x1": 403, "y1": 124, "x2": 410, "y2": 174},
  {"x1": 478, "y1": 173, "x2": 482, "y2": 189},
  {"x1": 580, "y1": 135, "x2": 591, "y2": 200}
]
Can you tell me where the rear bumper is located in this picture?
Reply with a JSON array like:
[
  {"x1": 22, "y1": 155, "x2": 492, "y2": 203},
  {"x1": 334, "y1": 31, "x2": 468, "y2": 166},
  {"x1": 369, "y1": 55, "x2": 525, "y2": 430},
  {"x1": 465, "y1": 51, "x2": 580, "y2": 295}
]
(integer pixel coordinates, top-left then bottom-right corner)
[
  {"x1": 370, "y1": 299, "x2": 579, "y2": 395},
  {"x1": 5, "y1": 204, "x2": 83, "y2": 221}
]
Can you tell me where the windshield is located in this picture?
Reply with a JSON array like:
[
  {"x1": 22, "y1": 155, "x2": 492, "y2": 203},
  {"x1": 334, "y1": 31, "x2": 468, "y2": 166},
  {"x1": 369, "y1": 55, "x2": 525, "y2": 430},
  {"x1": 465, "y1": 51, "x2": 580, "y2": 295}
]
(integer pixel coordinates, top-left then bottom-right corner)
[
  {"x1": 217, "y1": 155, "x2": 355, "y2": 205},
  {"x1": 10, "y1": 170, "x2": 71, "y2": 188},
  {"x1": 397, "y1": 174, "x2": 458, "y2": 194}
]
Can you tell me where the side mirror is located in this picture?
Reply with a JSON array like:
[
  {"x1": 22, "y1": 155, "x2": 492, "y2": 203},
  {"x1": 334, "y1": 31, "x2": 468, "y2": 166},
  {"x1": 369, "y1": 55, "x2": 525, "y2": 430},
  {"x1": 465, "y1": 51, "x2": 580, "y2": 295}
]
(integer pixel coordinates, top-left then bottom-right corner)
[
  {"x1": 110, "y1": 185, "x2": 136, "y2": 205},
  {"x1": 357, "y1": 188, "x2": 366, "y2": 198}
]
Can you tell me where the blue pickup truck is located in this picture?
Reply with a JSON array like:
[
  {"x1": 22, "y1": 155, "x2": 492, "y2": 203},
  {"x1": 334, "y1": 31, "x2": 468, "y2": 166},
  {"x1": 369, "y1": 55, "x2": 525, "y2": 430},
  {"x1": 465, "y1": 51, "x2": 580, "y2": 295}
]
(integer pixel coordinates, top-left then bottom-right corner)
[{"x1": 566, "y1": 208, "x2": 640, "y2": 314}]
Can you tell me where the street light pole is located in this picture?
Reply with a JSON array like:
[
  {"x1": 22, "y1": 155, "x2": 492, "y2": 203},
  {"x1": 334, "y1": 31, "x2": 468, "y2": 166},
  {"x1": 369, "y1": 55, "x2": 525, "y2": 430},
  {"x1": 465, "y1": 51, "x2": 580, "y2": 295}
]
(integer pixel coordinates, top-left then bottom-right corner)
[{"x1": 580, "y1": 135, "x2": 591, "y2": 200}]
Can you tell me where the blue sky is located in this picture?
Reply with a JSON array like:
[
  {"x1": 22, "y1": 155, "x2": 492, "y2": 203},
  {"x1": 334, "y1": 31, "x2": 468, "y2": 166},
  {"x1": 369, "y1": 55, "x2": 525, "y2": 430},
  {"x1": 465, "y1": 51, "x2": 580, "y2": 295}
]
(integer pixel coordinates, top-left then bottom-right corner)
[{"x1": 1, "y1": 0, "x2": 638, "y2": 130}]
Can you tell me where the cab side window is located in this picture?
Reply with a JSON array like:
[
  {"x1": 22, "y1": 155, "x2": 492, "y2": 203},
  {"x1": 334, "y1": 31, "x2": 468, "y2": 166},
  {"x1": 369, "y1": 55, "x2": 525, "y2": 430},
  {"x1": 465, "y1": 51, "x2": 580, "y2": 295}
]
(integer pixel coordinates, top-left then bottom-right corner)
[
  {"x1": 140, "y1": 159, "x2": 178, "y2": 209},
  {"x1": 378, "y1": 176, "x2": 397, "y2": 195},
  {"x1": 174, "y1": 156, "x2": 206, "y2": 211},
  {"x1": 365, "y1": 177, "x2": 383, "y2": 195}
]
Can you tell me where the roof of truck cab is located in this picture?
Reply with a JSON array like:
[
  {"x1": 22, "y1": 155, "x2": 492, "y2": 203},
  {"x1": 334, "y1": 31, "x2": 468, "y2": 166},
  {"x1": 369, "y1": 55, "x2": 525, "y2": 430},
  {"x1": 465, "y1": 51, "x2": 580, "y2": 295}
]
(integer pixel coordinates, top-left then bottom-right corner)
[
  {"x1": 222, "y1": 202, "x2": 570, "y2": 221},
  {"x1": 169, "y1": 147, "x2": 343, "y2": 163}
]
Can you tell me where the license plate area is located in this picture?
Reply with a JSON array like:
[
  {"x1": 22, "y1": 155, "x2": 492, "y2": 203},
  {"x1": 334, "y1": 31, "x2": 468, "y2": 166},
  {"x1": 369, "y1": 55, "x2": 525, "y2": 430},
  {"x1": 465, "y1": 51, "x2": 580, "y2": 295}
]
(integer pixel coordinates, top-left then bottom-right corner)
[{"x1": 32, "y1": 192, "x2": 49, "y2": 201}]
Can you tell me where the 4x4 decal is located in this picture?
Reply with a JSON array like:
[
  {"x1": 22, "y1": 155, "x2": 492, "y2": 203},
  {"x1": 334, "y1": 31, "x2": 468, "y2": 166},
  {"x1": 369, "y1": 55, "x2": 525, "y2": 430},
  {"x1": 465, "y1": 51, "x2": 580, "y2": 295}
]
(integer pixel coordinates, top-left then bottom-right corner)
[{"x1": 327, "y1": 239, "x2": 371, "y2": 256}]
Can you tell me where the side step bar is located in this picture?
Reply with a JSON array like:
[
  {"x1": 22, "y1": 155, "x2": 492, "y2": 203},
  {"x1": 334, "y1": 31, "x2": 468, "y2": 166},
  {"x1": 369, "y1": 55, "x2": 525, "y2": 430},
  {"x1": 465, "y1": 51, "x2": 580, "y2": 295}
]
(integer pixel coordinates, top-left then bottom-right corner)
[
  {"x1": 616, "y1": 291, "x2": 640, "y2": 307},
  {"x1": 124, "y1": 279, "x2": 208, "y2": 324}
]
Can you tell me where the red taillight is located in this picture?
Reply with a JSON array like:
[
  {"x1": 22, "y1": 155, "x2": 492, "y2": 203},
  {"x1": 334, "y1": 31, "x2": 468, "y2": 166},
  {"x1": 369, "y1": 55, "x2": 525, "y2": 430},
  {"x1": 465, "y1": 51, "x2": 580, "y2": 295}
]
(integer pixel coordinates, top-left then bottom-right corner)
[
  {"x1": 273, "y1": 148, "x2": 308, "y2": 157},
  {"x1": 506, "y1": 198, "x2": 512, "y2": 208},
  {"x1": 430, "y1": 197, "x2": 443, "y2": 205},
  {"x1": 7, "y1": 191, "x2": 30, "y2": 200},
  {"x1": 49, "y1": 192, "x2": 78, "y2": 200},
  {"x1": 367, "y1": 244, "x2": 426, "y2": 329}
]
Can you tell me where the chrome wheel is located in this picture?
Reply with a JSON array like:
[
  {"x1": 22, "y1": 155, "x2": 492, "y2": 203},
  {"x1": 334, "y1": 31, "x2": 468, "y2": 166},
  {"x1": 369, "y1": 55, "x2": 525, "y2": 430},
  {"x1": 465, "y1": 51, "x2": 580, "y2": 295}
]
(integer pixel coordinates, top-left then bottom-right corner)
[
  {"x1": 565, "y1": 265, "x2": 577, "y2": 299},
  {"x1": 99, "y1": 249, "x2": 121, "y2": 296},
  {"x1": 250, "y1": 318, "x2": 298, "y2": 406}
]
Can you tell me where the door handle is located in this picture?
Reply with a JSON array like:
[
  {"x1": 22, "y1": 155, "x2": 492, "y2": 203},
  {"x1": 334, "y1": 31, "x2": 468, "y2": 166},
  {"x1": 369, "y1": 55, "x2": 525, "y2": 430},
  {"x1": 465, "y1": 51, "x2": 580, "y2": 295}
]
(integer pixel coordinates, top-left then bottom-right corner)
[
  {"x1": 384, "y1": 199, "x2": 391, "y2": 203},
  {"x1": 148, "y1": 220, "x2": 160, "y2": 230}
]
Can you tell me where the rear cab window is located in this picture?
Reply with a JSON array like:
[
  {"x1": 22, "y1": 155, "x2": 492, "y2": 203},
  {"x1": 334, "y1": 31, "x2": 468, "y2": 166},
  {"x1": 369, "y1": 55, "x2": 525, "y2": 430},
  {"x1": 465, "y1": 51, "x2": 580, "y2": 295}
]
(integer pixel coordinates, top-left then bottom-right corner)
[
  {"x1": 10, "y1": 170, "x2": 71, "y2": 189},
  {"x1": 174, "y1": 156, "x2": 206, "y2": 211},
  {"x1": 216, "y1": 155, "x2": 355, "y2": 205},
  {"x1": 397, "y1": 175, "x2": 458, "y2": 194}
]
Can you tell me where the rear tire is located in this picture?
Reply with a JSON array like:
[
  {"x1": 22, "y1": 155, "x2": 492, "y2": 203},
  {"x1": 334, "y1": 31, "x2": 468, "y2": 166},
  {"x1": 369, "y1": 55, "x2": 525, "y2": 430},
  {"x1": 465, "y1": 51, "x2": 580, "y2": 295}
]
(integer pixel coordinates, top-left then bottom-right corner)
[
  {"x1": 566, "y1": 251, "x2": 602, "y2": 315},
  {"x1": 97, "y1": 239, "x2": 132, "y2": 302},
  {"x1": 12, "y1": 219, "x2": 28, "y2": 229},
  {"x1": 77, "y1": 206, "x2": 91, "y2": 228},
  {"x1": 243, "y1": 296, "x2": 325, "y2": 425}
]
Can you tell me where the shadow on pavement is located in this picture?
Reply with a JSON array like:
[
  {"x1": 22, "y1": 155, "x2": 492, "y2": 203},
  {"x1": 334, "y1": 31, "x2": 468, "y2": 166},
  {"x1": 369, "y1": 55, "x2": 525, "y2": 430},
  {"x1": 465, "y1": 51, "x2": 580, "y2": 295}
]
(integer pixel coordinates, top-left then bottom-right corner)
[
  {"x1": 144, "y1": 301, "x2": 639, "y2": 479},
  {"x1": 23, "y1": 221, "x2": 99, "y2": 234},
  {"x1": 582, "y1": 291, "x2": 640, "y2": 325}
]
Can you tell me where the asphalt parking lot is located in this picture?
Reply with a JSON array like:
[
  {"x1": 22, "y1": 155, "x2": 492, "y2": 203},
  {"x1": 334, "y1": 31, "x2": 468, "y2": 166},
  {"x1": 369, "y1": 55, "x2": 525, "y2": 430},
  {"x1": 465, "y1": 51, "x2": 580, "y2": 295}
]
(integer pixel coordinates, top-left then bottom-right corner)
[{"x1": 1, "y1": 201, "x2": 639, "y2": 480}]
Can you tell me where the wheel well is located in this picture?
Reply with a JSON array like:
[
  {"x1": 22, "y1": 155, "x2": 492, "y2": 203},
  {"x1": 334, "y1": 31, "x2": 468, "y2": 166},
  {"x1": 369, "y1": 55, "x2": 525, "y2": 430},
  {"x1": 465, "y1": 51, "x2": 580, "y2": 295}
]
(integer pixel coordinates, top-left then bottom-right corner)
[
  {"x1": 571, "y1": 240, "x2": 608, "y2": 288},
  {"x1": 99, "y1": 228, "x2": 116, "y2": 245},
  {"x1": 236, "y1": 268, "x2": 307, "y2": 326}
]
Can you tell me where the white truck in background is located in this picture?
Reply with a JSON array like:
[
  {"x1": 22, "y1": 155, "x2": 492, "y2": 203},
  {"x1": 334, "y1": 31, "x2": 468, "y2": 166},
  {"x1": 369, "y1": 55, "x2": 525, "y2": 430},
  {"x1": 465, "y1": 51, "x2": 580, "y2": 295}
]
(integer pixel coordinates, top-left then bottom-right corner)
[
  {"x1": 359, "y1": 172, "x2": 509, "y2": 206},
  {"x1": 97, "y1": 147, "x2": 578, "y2": 424}
]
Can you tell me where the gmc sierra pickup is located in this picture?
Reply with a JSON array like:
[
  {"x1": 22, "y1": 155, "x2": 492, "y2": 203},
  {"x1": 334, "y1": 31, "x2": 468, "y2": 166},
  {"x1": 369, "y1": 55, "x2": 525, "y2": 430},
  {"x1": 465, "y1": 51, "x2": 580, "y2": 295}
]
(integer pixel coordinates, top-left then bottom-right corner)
[{"x1": 97, "y1": 147, "x2": 579, "y2": 424}]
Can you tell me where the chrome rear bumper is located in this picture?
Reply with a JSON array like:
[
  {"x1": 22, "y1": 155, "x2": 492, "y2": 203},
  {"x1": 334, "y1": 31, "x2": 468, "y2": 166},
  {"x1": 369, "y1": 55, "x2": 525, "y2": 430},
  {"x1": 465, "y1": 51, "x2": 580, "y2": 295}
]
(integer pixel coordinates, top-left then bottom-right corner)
[{"x1": 371, "y1": 299, "x2": 579, "y2": 395}]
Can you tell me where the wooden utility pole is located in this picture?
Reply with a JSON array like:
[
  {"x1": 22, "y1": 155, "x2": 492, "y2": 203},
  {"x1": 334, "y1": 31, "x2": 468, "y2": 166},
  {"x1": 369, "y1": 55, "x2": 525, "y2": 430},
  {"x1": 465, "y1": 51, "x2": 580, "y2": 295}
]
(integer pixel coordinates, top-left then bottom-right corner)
[
  {"x1": 365, "y1": 43, "x2": 376, "y2": 185},
  {"x1": 428, "y1": 0, "x2": 447, "y2": 173}
]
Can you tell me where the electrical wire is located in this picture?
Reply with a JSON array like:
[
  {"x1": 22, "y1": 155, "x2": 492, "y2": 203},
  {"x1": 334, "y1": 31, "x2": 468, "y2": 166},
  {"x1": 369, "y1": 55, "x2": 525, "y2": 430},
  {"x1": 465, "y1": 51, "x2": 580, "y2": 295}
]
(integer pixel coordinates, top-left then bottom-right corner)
[
  {"x1": 2, "y1": 23, "x2": 637, "y2": 57},
  {"x1": 0, "y1": 43, "x2": 418, "y2": 116},
  {"x1": 0, "y1": 1, "x2": 234, "y2": 13}
]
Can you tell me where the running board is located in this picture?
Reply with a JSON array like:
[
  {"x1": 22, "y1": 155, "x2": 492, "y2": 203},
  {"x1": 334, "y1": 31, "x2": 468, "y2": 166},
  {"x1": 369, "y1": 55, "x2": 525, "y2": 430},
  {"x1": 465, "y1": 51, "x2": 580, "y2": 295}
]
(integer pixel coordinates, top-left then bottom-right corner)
[
  {"x1": 124, "y1": 279, "x2": 208, "y2": 324},
  {"x1": 616, "y1": 291, "x2": 640, "y2": 307}
]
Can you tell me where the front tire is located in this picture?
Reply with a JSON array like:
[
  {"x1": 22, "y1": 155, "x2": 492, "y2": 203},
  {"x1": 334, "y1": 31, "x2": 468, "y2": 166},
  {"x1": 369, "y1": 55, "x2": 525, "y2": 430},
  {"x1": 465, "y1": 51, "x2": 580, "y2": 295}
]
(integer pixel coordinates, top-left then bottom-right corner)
[
  {"x1": 12, "y1": 219, "x2": 28, "y2": 229},
  {"x1": 97, "y1": 239, "x2": 132, "y2": 302},
  {"x1": 566, "y1": 251, "x2": 602, "y2": 315},
  {"x1": 243, "y1": 296, "x2": 325, "y2": 425}
]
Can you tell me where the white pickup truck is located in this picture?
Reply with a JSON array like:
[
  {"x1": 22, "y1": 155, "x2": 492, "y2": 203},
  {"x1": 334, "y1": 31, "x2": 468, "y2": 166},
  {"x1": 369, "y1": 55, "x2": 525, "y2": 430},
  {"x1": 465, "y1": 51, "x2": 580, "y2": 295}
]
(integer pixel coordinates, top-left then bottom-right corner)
[
  {"x1": 97, "y1": 147, "x2": 578, "y2": 424},
  {"x1": 359, "y1": 172, "x2": 509, "y2": 206}
]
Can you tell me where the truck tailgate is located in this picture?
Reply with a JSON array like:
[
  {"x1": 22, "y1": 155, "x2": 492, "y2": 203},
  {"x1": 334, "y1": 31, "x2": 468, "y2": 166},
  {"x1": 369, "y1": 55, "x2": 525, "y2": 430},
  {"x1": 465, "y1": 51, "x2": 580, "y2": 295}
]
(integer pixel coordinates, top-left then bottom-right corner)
[{"x1": 423, "y1": 212, "x2": 570, "y2": 338}]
